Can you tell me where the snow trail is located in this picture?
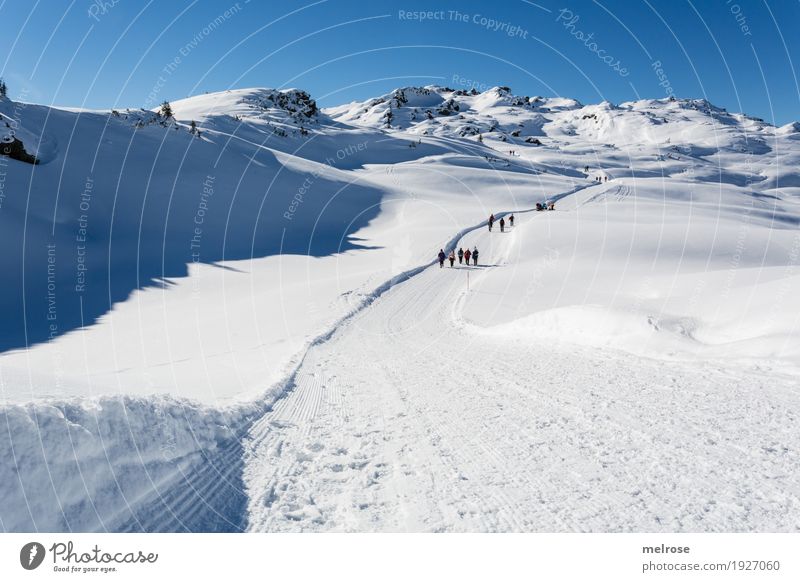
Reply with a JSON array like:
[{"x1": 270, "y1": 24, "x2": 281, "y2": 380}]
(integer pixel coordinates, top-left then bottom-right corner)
[
  {"x1": 0, "y1": 184, "x2": 591, "y2": 533},
  {"x1": 241, "y1": 212, "x2": 800, "y2": 532}
]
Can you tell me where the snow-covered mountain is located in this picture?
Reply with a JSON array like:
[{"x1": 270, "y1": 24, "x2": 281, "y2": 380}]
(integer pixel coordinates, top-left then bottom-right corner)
[
  {"x1": 1, "y1": 85, "x2": 799, "y2": 533},
  {"x1": 327, "y1": 84, "x2": 799, "y2": 191},
  {"x1": 325, "y1": 85, "x2": 579, "y2": 139},
  {"x1": 327, "y1": 85, "x2": 773, "y2": 143}
]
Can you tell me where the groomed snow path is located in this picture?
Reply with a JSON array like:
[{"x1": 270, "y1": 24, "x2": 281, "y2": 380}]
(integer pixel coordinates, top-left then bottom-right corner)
[{"x1": 242, "y1": 225, "x2": 800, "y2": 533}]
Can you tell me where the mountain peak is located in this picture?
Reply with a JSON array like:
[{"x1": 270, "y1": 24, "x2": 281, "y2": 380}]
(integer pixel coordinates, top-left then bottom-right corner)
[{"x1": 169, "y1": 87, "x2": 318, "y2": 123}]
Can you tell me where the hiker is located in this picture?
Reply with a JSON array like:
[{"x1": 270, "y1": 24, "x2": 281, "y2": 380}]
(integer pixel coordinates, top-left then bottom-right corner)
[
  {"x1": 509, "y1": 214, "x2": 514, "y2": 227},
  {"x1": 604, "y1": 176, "x2": 608, "y2": 182},
  {"x1": 437, "y1": 249, "x2": 446, "y2": 268},
  {"x1": 472, "y1": 246, "x2": 479, "y2": 266},
  {"x1": 536, "y1": 203, "x2": 543, "y2": 211},
  {"x1": 464, "y1": 248, "x2": 471, "y2": 265},
  {"x1": 457, "y1": 247, "x2": 464, "y2": 264},
  {"x1": 499, "y1": 217, "x2": 505, "y2": 232},
  {"x1": 448, "y1": 250, "x2": 455, "y2": 267},
  {"x1": 548, "y1": 201, "x2": 555, "y2": 211},
  {"x1": 488, "y1": 213, "x2": 495, "y2": 231}
]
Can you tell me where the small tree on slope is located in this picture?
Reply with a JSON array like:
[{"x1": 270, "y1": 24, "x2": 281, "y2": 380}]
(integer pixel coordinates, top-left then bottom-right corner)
[{"x1": 160, "y1": 100, "x2": 173, "y2": 119}]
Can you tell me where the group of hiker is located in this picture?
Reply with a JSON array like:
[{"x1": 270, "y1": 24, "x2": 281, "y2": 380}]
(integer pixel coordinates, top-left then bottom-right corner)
[
  {"x1": 436, "y1": 211, "x2": 515, "y2": 269},
  {"x1": 584, "y1": 166, "x2": 611, "y2": 183},
  {"x1": 487, "y1": 213, "x2": 514, "y2": 233},
  {"x1": 437, "y1": 200, "x2": 560, "y2": 269},
  {"x1": 438, "y1": 246, "x2": 479, "y2": 268}
]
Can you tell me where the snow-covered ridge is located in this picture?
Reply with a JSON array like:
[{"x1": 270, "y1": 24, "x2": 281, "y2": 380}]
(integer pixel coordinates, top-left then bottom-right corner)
[
  {"x1": 324, "y1": 85, "x2": 581, "y2": 139},
  {"x1": 169, "y1": 87, "x2": 319, "y2": 125},
  {"x1": 322, "y1": 85, "x2": 795, "y2": 173}
]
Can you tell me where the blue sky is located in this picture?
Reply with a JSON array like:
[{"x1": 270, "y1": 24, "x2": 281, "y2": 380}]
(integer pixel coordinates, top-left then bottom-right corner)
[{"x1": 1, "y1": 0, "x2": 798, "y2": 124}]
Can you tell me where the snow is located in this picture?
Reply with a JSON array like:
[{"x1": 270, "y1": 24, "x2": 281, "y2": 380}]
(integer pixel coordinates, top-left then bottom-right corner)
[
  {"x1": 243, "y1": 232, "x2": 799, "y2": 532},
  {"x1": 1, "y1": 85, "x2": 799, "y2": 532},
  {"x1": 0, "y1": 395, "x2": 258, "y2": 532},
  {"x1": 462, "y1": 180, "x2": 800, "y2": 365}
]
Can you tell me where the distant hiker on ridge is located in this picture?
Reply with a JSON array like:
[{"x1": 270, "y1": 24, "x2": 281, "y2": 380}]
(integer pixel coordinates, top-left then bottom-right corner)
[
  {"x1": 458, "y1": 247, "x2": 464, "y2": 264},
  {"x1": 472, "y1": 246, "x2": 479, "y2": 266},
  {"x1": 464, "y1": 248, "x2": 472, "y2": 265},
  {"x1": 509, "y1": 214, "x2": 514, "y2": 227},
  {"x1": 499, "y1": 217, "x2": 505, "y2": 233},
  {"x1": 448, "y1": 250, "x2": 455, "y2": 267},
  {"x1": 488, "y1": 213, "x2": 495, "y2": 231},
  {"x1": 438, "y1": 249, "x2": 446, "y2": 268}
]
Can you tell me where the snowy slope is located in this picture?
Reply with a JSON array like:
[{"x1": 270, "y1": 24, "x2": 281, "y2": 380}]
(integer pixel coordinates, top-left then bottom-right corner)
[
  {"x1": 243, "y1": 220, "x2": 799, "y2": 532},
  {"x1": 1, "y1": 85, "x2": 799, "y2": 532},
  {"x1": 463, "y1": 179, "x2": 800, "y2": 364},
  {"x1": 0, "y1": 90, "x2": 381, "y2": 351}
]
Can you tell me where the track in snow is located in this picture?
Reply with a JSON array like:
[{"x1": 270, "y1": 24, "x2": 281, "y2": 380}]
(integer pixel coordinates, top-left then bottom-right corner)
[{"x1": 240, "y1": 218, "x2": 800, "y2": 532}]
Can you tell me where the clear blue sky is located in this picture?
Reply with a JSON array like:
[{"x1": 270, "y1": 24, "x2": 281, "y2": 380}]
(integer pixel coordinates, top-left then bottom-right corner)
[{"x1": 1, "y1": 0, "x2": 798, "y2": 124}]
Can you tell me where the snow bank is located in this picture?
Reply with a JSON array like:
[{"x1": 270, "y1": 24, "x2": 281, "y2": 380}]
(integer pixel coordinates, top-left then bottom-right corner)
[{"x1": 0, "y1": 393, "x2": 272, "y2": 532}]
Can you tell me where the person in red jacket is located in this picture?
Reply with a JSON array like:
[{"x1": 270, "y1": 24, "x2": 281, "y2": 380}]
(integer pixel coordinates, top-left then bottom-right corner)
[{"x1": 464, "y1": 248, "x2": 472, "y2": 264}]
